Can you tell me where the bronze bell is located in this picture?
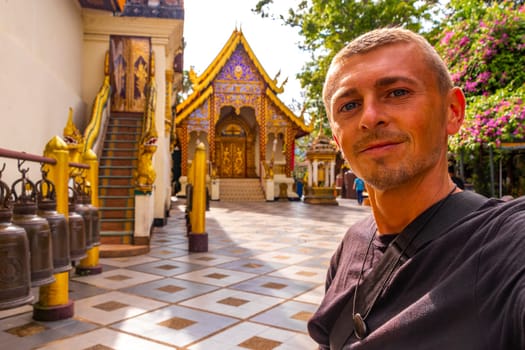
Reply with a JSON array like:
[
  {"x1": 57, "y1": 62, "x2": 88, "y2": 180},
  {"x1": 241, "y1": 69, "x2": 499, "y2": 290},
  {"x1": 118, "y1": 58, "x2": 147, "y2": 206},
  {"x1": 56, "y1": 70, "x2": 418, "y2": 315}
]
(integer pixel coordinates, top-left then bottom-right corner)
[
  {"x1": 11, "y1": 165, "x2": 55, "y2": 287},
  {"x1": 83, "y1": 191, "x2": 100, "y2": 247},
  {"x1": 68, "y1": 187, "x2": 86, "y2": 261},
  {"x1": 36, "y1": 173, "x2": 71, "y2": 273},
  {"x1": 74, "y1": 186, "x2": 93, "y2": 250},
  {"x1": 0, "y1": 166, "x2": 33, "y2": 310}
]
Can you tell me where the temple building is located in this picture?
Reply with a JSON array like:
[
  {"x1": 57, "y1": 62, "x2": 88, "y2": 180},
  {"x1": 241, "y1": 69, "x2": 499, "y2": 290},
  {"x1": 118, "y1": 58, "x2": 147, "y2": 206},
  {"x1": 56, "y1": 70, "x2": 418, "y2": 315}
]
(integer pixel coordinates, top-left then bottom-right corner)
[
  {"x1": 175, "y1": 29, "x2": 313, "y2": 201},
  {"x1": 1, "y1": 0, "x2": 184, "y2": 247}
]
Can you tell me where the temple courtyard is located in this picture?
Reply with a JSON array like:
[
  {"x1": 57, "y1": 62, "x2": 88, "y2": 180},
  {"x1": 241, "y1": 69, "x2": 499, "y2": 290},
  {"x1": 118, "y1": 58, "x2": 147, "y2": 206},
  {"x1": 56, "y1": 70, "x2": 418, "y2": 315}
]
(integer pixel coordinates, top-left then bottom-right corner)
[{"x1": 0, "y1": 198, "x2": 370, "y2": 349}]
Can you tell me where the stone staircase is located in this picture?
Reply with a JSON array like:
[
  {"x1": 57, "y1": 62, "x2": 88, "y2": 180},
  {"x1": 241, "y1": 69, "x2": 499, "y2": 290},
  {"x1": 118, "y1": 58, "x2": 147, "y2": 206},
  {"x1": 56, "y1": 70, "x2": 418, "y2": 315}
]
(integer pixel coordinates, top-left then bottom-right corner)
[
  {"x1": 98, "y1": 113, "x2": 142, "y2": 244},
  {"x1": 219, "y1": 178, "x2": 266, "y2": 202}
]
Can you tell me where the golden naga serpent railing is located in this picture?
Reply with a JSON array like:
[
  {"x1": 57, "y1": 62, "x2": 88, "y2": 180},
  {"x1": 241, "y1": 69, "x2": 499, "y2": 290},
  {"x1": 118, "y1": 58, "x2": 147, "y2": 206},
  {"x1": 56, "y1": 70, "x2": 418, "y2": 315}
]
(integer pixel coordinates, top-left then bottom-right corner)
[
  {"x1": 134, "y1": 51, "x2": 159, "y2": 194},
  {"x1": 83, "y1": 51, "x2": 111, "y2": 157}
]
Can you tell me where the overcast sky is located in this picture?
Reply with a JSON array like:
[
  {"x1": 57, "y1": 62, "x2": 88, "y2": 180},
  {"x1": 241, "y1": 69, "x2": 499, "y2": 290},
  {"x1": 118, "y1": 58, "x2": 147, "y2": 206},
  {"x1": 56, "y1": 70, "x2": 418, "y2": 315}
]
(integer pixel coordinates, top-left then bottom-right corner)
[{"x1": 182, "y1": 0, "x2": 308, "y2": 107}]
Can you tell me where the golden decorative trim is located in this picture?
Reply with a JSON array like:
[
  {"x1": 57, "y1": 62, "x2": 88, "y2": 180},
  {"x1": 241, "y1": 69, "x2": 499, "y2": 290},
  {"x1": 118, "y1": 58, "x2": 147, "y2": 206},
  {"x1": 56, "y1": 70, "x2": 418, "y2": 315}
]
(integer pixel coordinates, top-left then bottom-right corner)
[
  {"x1": 165, "y1": 69, "x2": 174, "y2": 137},
  {"x1": 134, "y1": 52, "x2": 159, "y2": 193},
  {"x1": 175, "y1": 85, "x2": 214, "y2": 124},
  {"x1": 265, "y1": 88, "x2": 313, "y2": 134},
  {"x1": 177, "y1": 29, "x2": 286, "y2": 116},
  {"x1": 83, "y1": 51, "x2": 111, "y2": 155}
]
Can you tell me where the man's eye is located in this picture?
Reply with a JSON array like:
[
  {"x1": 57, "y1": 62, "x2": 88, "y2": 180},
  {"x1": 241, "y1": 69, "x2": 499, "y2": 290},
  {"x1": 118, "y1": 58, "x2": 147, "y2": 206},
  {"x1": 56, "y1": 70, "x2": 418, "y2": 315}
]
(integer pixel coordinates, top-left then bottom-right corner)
[
  {"x1": 390, "y1": 89, "x2": 409, "y2": 97},
  {"x1": 340, "y1": 101, "x2": 359, "y2": 112}
]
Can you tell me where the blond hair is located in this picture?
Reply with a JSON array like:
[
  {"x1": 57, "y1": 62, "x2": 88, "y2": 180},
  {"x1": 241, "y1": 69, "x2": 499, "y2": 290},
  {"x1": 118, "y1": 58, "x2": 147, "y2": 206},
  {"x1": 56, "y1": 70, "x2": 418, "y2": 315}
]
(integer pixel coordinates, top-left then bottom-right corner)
[{"x1": 323, "y1": 28, "x2": 453, "y2": 114}]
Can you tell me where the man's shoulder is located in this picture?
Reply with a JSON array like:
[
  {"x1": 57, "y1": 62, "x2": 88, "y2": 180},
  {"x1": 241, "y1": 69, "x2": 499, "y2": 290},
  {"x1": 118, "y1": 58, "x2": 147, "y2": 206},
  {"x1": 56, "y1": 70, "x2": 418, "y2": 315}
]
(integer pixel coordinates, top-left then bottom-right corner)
[
  {"x1": 341, "y1": 215, "x2": 375, "y2": 243},
  {"x1": 456, "y1": 195, "x2": 525, "y2": 246}
]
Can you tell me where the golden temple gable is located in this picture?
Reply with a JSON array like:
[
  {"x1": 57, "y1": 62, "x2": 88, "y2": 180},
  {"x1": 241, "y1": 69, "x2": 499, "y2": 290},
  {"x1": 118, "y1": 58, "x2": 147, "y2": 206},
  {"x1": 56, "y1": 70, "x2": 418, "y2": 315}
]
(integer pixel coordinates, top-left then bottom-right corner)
[{"x1": 175, "y1": 28, "x2": 312, "y2": 199}]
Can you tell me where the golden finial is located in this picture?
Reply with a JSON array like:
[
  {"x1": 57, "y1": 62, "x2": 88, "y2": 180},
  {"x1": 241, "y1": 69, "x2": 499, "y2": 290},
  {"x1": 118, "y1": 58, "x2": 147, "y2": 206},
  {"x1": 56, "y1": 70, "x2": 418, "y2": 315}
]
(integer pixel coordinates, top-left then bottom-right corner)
[{"x1": 63, "y1": 108, "x2": 83, "y2": 145}]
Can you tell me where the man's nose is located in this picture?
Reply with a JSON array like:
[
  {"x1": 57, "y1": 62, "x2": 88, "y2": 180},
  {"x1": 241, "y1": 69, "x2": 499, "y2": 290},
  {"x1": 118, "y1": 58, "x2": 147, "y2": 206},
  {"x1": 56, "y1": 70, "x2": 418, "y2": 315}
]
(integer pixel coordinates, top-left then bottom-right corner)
[{"x1": 359, "y1": 99, "x2": 387, "y2": 130}]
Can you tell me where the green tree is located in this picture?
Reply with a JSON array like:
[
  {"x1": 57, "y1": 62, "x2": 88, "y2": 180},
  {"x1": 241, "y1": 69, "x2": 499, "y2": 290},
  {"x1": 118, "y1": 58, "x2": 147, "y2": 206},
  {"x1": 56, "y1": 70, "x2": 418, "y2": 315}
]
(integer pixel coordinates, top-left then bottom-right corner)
[
  {"x1": 253, "y1": 0, "x2": 438, "y2": 164},
  {"x1": 254, "y1": 0, "x2": 438, "y2": 130},
  {"x1": 434, "y1": 0, "x2": 525, "y2": 196}
]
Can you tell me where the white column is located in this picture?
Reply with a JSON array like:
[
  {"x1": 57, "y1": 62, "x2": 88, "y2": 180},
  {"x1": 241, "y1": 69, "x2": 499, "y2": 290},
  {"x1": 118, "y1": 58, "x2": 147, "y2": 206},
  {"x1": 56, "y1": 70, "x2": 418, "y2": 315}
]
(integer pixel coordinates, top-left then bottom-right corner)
[
  {"x1": 324, "y1": 162, "x2": 330, "y2": 187},
  {"x1": 313, "y1": 160, "x2": 318, "y2": 186},
  {"x1": 307, "y1": 160, "x2": 313, "y2": 187},
  {"x1": 330, "y1": 161, "x2": 336, "y2": 187}
]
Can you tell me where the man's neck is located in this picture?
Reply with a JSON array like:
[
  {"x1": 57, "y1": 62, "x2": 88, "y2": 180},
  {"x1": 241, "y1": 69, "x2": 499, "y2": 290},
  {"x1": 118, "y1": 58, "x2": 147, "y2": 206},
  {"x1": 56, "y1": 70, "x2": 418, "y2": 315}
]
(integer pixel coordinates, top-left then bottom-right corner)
[{"x1": 368, "y1": 176, "x2": 459, "y2": 235}]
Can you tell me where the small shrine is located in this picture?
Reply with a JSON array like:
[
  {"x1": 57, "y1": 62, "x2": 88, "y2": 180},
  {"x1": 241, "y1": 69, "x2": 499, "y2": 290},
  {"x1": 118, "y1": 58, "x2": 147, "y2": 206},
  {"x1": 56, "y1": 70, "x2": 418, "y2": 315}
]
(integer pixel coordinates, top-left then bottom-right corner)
[
  {"x1": 303, "y1": 132, "x2": 339, "y2": 205},
  {"x1": 175, "y1": 28, "x2": 313, "y2": 200}
]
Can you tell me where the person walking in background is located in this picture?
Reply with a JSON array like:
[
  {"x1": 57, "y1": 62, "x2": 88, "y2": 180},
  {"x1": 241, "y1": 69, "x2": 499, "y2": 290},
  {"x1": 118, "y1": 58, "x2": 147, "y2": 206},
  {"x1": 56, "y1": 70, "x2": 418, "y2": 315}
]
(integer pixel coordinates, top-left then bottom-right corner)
[{"x1": 353, "y1": 176, "x2": 365, "y2": 205}]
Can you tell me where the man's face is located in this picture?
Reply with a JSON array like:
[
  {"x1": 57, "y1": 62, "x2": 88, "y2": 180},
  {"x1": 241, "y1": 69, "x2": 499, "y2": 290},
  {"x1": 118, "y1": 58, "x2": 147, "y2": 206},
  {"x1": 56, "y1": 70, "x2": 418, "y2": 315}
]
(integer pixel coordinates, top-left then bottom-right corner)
[{"x1": 326, "y1": 43, "x2": 456, "y2": 191}]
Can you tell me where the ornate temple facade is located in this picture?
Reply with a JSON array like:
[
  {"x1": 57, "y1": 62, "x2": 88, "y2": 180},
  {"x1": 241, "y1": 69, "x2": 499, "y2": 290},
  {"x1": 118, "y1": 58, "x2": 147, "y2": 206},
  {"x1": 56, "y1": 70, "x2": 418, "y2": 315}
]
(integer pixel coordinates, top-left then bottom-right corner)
[{"x1": 175, "y1": 29, "x2": 313, "y2": 199}]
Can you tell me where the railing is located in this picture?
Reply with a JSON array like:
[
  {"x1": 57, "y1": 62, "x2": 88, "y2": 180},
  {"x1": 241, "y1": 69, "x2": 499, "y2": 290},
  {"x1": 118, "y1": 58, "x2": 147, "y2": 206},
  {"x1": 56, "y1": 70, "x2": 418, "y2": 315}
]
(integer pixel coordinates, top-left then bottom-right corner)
[
  {"x1": 0, "y1": 146, "x2": 89, "y2": 212},
  {"x1": 83, "y1": 51, "x2": 111, "y2": 159},
  {"x1": 134, "y1": 51, "x2": 159, "y2": 193},
  {"x1": 0, "y1": 145, "x2": 91, "y2": 318}
]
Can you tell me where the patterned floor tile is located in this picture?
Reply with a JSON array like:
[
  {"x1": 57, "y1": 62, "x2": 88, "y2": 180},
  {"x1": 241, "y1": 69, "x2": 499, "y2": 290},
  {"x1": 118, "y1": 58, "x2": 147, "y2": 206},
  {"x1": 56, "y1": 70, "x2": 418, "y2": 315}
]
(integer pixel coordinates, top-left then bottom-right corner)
[
  {"x1": 111, "y1": 305, "x2": 238, "y2": 347},
  {"x1": 187, "y1": 321, "x2": 317, "y2": 350},
  {"x1": 180, "y1": 288, "x2": 284, "y2": 318},
  {"x1": 36, "y1": 327, "x2": 175, "y2": 350},
  {"x1": 172, "y1": 253, "x2": 240, "y2": 266},
  {"x1": 250, "y1": 300, "x2": 318, "y2": 333},
  {"x1": 147, "y1": 246, "x2": 188, "y2": 259},
  {"x1": 210, "y1": 245, "x2": 264, "y2": 258},
  {"x1": 126, "y1": 259, "x2": 205, "y2": 277},
  {"x1": 251, "y1": 251, "x2": 311, "y2": 265},
  {"x1": 120, "y1": 278, "x2": 219, "y2": 303},
  {"x1": 294, "y1": 285, "x2": 325, "y2": 305},
  {"x1": 74, "y1": 291, "x2": 167, "y2": 325},
  {"x1": 233, "y1": 233, "x2": 274, "y2": 241},
  {"x1": 216, "y1": 258, "x2": 287, "y2": 274},
  {"x1": 276, "y1": 245, "x2": 333, "y2": 256},
  {"x1": 0, "y1": 198, "x2": 371, "y2": 350},
  {"x1": 72, "y1": 268, "x2": 163, "y2": 290},
  {"x1": 69, "y1": 280, "x2": 110, "y2": 300},
  {"x1": 150, "y1": 237, "x2": 187, "y2": 246},
  {"x1": 0, "y1": 312, "x2": 97, "y2": 349},
  {"x1": 98, "y1": 255, "x2": 160, "y2": 268},
  {"x1": 300, "y1": 240, "x2": 341, "y2": 250},
  {"x1": 231, "y1": 276, "x2": 317, "y2": 299},
  {"x1": 238, "y1": 241, "x2": 290, "y2": 251},
  {"x1": 297, "y1": 256, "x2": 332, "y2": 269},
  {"x1": 269, "y1": 265, "x2": 327, "y2": 283},
  {"x1": 175, "y1": 267, "x2": 257, "y2": 287}
]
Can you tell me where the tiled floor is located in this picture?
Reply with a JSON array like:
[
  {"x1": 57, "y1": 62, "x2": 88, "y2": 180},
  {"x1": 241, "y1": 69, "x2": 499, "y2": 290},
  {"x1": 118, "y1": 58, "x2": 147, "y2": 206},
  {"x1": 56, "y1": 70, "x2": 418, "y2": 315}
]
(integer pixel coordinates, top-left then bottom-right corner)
[{"x1": 0, "y1": 197, "x2": 370, "y2": 349}]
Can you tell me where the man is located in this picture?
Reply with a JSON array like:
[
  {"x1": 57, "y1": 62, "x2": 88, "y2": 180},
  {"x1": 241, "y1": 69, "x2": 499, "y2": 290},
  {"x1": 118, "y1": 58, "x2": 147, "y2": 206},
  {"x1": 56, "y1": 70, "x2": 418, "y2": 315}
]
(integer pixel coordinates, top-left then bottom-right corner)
[{"x1": 307, "y1": 28, "x2": 525, "y2": 349}]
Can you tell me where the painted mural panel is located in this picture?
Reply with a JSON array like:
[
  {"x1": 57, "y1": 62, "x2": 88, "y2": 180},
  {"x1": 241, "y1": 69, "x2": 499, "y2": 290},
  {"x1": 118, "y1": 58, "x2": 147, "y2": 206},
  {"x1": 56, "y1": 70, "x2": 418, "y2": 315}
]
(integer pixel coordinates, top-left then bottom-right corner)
[
  {"x1": 187, "y1": 100, "x2": 210, "y2": 133},
  {"x1": 110, "y1": 36, "x2": 151, "y2": 113},
  {"x1": 217, "y1": 46, "x2": 262, "y2": 83}
]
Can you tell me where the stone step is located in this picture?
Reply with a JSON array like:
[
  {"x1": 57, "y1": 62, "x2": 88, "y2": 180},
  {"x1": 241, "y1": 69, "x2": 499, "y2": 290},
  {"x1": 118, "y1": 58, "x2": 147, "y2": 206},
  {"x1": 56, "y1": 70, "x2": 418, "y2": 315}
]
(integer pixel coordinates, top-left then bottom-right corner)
[{"x1": 219, "y1": 179, "x2": 265, "y2": 202}]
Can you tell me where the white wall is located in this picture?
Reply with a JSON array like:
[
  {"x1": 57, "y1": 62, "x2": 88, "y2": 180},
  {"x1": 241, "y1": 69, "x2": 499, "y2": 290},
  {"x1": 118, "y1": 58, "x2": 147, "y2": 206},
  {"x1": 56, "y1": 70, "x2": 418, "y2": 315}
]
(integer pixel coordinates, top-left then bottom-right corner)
[{"x1": 0, "y1": 0, "x2": 85, "y2": 183}]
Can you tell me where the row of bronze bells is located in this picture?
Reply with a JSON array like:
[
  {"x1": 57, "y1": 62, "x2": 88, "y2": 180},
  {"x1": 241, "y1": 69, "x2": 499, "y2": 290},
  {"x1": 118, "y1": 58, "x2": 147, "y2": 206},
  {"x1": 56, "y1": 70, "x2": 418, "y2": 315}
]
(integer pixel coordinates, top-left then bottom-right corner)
[{"x1": 0, "y1": 164, "x2": 100, "y2": 310}]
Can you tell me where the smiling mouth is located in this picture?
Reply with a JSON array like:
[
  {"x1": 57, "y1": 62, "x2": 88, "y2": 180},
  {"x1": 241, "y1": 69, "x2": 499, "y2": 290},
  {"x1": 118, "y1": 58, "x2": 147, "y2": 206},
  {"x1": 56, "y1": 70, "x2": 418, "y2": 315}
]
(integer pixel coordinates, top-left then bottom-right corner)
[
  {"x1": 360, "y1": 141, "x2": 403, "y2": 153},
  {"x1": 352, "y1": 131, "x2": 409, "y2": 156}
]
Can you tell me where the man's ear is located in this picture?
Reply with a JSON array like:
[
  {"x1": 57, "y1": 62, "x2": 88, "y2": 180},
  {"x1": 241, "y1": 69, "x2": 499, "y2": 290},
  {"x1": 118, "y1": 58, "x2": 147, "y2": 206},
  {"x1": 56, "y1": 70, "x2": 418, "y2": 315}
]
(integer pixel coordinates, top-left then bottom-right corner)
[{"x1": 446, "y1": 87, "x2": 466, "y2": 135}]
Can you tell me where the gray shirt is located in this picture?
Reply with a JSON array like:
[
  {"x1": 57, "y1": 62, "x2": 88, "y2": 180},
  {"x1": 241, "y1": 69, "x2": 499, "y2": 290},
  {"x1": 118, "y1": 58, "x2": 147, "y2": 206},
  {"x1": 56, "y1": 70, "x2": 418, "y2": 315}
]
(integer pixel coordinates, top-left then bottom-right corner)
[{"x1": 308, "y1": 196, "x2": 525, "y2": 349}]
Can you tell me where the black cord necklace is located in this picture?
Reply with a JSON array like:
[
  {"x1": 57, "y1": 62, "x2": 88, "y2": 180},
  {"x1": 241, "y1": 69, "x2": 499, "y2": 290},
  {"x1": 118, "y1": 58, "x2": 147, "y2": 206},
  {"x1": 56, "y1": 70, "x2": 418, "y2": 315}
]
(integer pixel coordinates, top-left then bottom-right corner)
[{"x1": 351, "y1": 185, "x2": 458, "y2": 339}]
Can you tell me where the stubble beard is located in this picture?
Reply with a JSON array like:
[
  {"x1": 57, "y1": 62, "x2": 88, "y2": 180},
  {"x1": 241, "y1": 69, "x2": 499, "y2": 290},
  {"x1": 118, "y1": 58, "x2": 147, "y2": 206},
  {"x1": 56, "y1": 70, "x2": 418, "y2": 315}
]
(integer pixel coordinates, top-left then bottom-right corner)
[{"x1": 350, "y1": 132, "x2": 443, "y2": 191}]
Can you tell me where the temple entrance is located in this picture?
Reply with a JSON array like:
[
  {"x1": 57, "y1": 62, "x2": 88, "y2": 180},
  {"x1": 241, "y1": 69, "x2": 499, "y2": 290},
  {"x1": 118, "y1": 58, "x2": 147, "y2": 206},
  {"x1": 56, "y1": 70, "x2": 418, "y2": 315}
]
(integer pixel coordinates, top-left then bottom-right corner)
[
  {"x1": 109, "y1": 35, "x2": 151, "y2": 113},
  {"x1": 216, "y1": 122, "x2": 247, "y2": 178},
  {"x1": 218, "y1": 139, "x2": 246, "y2": 178}
]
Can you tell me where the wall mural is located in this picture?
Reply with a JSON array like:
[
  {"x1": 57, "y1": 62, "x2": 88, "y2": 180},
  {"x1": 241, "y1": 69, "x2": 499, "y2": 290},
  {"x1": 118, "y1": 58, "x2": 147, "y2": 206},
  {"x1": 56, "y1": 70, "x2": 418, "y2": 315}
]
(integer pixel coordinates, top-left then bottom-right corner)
[
  {"x1": 110, "y1": 36, "x2": 151, "y2": 113},
  {"x1": 187, "y1": 100, "x2": 210, "y2": 133}
]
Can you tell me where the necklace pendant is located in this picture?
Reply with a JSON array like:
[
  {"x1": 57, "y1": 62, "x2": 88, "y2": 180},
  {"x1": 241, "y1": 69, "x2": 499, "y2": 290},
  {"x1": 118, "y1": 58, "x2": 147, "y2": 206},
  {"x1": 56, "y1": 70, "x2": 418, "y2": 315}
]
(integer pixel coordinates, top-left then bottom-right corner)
[{"x1": 353, "y1": 313, "x2": 368, "y2": 339}]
